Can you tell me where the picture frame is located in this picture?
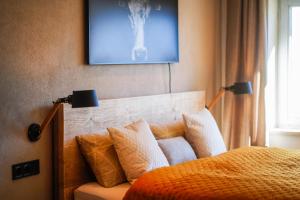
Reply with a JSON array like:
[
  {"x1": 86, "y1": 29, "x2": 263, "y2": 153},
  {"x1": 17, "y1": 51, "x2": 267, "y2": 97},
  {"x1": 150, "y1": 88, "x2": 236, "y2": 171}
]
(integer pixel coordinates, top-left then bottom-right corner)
[{"x1": 88, "y1": 0, "x2": 179, "y2": 65}]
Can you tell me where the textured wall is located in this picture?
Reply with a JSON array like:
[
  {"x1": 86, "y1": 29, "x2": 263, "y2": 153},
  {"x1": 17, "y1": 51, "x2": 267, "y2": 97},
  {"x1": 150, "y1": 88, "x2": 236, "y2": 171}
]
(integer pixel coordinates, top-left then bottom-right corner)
[{"x1": 0, "y1": 0, "x2": 220, "y2": 199}]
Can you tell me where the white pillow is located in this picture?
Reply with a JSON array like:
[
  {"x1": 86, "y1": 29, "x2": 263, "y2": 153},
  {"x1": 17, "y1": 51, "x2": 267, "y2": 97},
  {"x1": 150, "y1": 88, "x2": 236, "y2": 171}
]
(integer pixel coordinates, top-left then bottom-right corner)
[
  {"x1": 108, "y1": 119, "x2": 169, "y2": 183},
  {"x1": 158, "y1": 136, "x2": 197, "y2": 165},
  {"x1": 183, "y1": 108, "x2": 227, "y2": 158}
]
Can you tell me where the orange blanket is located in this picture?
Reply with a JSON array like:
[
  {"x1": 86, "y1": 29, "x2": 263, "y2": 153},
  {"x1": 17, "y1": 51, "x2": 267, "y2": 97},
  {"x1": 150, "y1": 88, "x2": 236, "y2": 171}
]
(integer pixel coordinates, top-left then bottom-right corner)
[{"x1": 124, "y1": 147, "x2": 300, "y2": 200}]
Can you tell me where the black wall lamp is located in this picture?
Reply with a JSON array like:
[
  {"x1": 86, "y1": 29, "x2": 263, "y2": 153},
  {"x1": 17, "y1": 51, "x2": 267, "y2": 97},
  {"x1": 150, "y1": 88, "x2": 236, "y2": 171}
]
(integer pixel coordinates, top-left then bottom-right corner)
[
  {"x1": 28, "y1": 90, "x2": 99, "y2": 142},
  {"x1": 207, "y1": 82, "x2": 252, "y2": 110}
]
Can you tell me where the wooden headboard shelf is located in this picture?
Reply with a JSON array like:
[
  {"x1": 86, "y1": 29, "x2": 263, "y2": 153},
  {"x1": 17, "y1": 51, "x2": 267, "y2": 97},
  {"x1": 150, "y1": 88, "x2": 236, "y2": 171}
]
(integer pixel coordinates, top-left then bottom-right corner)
[{"x1": 53, "y1": 91, "x2": 205, "y2": 200}]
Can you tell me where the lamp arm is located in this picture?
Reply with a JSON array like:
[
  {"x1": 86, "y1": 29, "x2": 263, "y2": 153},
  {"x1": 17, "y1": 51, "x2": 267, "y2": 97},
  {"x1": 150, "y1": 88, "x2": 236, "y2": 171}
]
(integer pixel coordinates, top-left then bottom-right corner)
[
  {"x1": 40, "y1": 103, "x2": 62, "y2": 132},
  {"x1": 207, "y1": 88, "x2": 226, "y2": 111},
  {"x1": 28, "y1": 103, "x2": 62, "y2": 142}
]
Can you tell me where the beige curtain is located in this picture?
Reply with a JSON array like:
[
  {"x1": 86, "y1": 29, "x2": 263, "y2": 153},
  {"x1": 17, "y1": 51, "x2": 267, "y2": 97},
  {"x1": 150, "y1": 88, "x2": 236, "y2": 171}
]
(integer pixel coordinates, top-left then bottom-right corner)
[{"x1": 222, "y1": 0, "x2": 267, "y2": 149}]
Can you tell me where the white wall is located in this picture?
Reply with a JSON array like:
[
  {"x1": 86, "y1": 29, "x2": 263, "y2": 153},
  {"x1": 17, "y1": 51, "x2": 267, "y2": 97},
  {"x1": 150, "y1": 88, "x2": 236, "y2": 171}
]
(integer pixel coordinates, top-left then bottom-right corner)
[{"x1": 270, "y1": 130, "x2": 300, "y2": 149}]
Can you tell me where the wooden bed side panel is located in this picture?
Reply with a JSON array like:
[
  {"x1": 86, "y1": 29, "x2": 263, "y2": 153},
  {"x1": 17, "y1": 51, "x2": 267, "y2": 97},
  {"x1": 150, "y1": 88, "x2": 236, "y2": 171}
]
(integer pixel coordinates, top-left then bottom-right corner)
[
  {"x1": 53, "y1": 104, "x2": 64, "y2": 200},
  {"x1": 59, "y1": 91, "x2": 205, "y2": 200}
]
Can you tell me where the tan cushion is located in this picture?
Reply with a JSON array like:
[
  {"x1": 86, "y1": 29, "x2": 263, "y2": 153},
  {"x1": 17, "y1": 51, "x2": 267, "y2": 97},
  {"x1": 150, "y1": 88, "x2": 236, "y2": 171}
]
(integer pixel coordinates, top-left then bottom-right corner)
[
  {"x1": 108, "y1": 119, "x2": 169, "y2": 183},
  {"x1": 158, "y1": 136, "x2": 197, "y2": 165},
  {"x1": 150, "y1": 120, "x2": 185, "y2": 139},
  {"x1": 183, "y1": 108, "x2": 227, "y2": 158},
  {"x1": 76, "y1": 134, "x2": 126, "y2": 188}
]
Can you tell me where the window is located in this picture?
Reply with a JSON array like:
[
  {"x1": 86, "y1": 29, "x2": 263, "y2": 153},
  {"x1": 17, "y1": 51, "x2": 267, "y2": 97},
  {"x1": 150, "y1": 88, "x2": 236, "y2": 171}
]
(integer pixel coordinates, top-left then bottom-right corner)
[{"x1": 277, "y1": 0, "x2": 300, "y2": 129}]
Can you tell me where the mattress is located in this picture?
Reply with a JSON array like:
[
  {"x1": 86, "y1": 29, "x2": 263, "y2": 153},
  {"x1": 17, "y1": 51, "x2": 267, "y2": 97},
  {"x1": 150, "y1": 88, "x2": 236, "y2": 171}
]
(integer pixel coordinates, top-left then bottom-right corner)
[{"x1": 74, "y1": 182, "x2": 131, "y2": 200}]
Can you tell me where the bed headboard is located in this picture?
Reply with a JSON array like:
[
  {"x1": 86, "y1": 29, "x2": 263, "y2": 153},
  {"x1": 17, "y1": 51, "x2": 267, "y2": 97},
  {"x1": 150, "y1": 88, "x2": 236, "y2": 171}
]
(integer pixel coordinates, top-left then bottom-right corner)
[{"x1": 53, "y1": 91, "x2": 205, "y2": 200}]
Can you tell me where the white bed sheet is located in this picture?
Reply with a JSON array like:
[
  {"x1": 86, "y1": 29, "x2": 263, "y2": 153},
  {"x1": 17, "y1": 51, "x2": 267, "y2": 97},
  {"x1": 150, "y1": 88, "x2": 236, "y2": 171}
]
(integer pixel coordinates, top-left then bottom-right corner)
[{"x1": 74, "y1": 182, "x2": 131, "y2": 200}]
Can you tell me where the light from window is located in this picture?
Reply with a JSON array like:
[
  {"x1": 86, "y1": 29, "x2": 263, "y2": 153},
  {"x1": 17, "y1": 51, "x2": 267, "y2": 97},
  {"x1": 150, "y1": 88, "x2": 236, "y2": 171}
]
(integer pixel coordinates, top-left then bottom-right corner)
[
  {"x1": 287, "y1": 7, "x2": 300, "y2": 121},
  {"x1": 277, "y1": 1, "x2": 300, "y2": 129}
]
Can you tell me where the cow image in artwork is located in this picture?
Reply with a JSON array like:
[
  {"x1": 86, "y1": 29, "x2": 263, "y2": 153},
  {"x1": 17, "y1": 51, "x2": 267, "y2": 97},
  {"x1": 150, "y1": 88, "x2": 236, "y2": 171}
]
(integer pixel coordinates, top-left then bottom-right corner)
[{"x1": 119, "y1": 0, "x2": 162, "y2": 61}]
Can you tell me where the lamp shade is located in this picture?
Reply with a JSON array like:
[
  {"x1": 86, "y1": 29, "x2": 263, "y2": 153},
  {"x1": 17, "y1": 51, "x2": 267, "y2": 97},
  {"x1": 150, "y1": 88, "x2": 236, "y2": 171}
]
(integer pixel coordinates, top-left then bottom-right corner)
[
  {"x1": 71, "y1": 90, "x2": 99, "y2": 108},
  {"x1": 225, "y1": 82, "x2": 252, "y2": 95}
]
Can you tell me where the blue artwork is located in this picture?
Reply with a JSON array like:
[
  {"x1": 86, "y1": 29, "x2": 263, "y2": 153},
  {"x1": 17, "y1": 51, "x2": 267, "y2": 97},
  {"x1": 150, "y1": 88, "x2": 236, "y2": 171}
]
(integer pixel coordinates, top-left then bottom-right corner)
[{"x1": 88, "y1": 0, "x2": 179, "y2": 64}]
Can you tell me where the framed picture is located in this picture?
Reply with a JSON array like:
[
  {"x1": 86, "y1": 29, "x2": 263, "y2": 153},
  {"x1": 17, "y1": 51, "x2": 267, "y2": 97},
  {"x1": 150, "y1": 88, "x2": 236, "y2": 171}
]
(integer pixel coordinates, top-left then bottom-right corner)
[{"x1": 88, "y1": 0, "x2": 179, "y2": 65}]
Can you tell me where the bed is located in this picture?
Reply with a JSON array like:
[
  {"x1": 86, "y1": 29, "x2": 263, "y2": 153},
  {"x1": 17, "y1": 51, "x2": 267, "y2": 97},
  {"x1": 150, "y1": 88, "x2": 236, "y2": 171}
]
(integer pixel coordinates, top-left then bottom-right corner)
[
  {"x1": 53, "y1": 91, "x2": 300, "y2": 200},
  {"x1": 53, "y1": 91, "x2": 206, "y2": 200},
  {"x1": 124, "y1": 146, "x2": 300, "y2": 200}
]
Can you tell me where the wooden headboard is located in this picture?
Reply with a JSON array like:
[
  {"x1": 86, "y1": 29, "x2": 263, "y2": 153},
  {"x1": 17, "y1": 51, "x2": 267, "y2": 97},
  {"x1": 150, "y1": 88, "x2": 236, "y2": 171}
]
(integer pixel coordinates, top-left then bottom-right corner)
[{"x1": 53, "y1": 91, "x2": 205, "y2": 200}]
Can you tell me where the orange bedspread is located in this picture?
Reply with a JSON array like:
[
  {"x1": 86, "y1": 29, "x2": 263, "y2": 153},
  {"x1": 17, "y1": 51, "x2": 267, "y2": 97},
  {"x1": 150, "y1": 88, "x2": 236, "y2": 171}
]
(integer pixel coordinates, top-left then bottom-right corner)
[{"x1": 124, "y1": 147, "x2": 300, "y2": 200}]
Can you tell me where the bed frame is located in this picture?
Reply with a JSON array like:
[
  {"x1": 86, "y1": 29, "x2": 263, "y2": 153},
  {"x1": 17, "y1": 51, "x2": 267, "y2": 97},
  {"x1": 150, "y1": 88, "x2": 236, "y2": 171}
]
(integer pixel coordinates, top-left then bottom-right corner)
[{"x1": 53, "y1": 91, "x2": 206, "y2": 200}]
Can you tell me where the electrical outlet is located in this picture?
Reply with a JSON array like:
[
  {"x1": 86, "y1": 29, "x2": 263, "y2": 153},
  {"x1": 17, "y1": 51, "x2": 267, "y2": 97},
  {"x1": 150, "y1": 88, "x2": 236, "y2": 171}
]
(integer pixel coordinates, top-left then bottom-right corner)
[{"x1": 12, "y1": 160, "x2": 39, "y2": 180}]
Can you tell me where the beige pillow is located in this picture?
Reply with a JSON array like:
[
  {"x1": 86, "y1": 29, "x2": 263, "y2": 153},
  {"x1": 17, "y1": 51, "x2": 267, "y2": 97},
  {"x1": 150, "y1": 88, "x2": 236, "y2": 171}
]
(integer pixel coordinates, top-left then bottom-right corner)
[
  {"x1": 108, "y1": 119, "x2": 169, "y2": 183},
  {"x1": 150, "y1": 120, "x2": 185, "y2": 139},
  {"x1": 76, "y1": 134, "x2": 126, "y2": 187},
  {"x1": 158, "y1": 136, "x2": 197, "y2": 165},
  {"x1": 183, "y1": 108, "x2": 227, "y2": 158}
]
